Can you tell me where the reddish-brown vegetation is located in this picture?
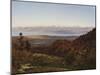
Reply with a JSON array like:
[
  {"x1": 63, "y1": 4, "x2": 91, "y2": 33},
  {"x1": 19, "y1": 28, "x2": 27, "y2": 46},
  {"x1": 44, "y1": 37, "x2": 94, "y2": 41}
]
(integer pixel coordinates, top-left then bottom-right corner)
[{"x1": 12, "y1": 28, "x2": 96, "y2": 74}]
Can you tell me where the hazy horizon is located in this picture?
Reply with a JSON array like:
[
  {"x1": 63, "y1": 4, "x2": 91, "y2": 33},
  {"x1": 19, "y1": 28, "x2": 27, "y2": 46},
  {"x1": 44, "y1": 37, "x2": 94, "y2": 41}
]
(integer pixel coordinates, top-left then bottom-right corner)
[
  {"x1": 12, "y1": 1, "x2": 95, "y2": 28},
  {"x1": 12, "y1": 26, "x2": 95, "y2": 28},
  {"x1": 12, "y1": 26, "x2": 93, "y2": 36}
]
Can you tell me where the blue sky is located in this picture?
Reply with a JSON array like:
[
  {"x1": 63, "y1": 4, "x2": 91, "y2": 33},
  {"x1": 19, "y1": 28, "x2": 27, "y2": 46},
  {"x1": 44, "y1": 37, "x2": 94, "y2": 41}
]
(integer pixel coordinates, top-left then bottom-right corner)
[{"x1": 12, "y1": 1, "x2": 96, "y2": 27}]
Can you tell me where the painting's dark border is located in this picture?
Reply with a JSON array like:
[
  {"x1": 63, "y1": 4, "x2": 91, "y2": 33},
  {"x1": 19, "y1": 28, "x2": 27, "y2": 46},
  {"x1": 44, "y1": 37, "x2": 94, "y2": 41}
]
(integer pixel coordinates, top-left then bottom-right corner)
[{"x1": 10, "y1": 0, "x2": 96, "y2": 74}]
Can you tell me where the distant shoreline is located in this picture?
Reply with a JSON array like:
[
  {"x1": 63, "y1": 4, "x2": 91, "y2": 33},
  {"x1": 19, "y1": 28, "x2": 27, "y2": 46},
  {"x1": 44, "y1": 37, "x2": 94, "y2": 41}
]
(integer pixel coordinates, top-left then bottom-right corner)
[{"x1": 12, "y1": 35, "x2": 79, "y2": 41}]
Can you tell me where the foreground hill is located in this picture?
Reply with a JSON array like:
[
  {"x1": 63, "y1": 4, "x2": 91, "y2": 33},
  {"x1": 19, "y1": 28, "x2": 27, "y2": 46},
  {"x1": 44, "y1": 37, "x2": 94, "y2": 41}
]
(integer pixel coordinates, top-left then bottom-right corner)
[
  {"x1": 50, "y1": 40, "x2": 71, "y2": 57},
  {"x1": 72, "y1": 28, "x2": 96, "y2": 69},
  {"x1": 73, "y1": 28, "x2": 96, "y2": 50},
  {"x1": 51, "y1": 28, "x2": 96, "y2": 69}
]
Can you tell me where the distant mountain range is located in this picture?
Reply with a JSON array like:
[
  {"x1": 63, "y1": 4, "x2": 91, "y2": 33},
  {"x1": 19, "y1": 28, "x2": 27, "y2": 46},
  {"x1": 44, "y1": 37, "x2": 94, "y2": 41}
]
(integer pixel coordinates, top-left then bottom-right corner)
[{"x1": 12, "y1": 27, "x2": 94, "y2": 36}]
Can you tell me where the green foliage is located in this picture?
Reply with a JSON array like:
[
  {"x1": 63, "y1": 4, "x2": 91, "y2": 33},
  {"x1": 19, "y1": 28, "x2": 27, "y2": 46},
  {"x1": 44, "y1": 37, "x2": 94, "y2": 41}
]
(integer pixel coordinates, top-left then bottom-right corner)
[
  {"x1": 64, "y1": 50, "x2": 75, "y2": 66},
  {"x1": 30, "y1": 53, "x2": 66, "y2": 67}
]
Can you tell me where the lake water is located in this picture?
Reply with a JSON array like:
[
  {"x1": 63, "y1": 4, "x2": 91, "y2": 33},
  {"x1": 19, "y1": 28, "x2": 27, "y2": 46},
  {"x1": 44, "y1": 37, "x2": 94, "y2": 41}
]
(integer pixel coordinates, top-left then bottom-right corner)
[{"x1": 12, "y1": 27, "x2": 93, "y2": 37}]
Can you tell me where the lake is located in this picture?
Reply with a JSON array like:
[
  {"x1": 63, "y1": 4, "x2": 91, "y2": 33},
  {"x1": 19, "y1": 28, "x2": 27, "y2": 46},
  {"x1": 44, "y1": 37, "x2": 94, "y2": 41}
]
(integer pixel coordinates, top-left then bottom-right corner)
[{"x1": 12, "y1": 27, "x2": 93, "y2": 37}]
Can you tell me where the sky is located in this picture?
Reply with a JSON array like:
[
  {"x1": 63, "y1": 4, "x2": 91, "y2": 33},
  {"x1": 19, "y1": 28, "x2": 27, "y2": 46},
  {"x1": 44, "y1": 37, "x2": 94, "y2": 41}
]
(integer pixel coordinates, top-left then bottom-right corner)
[{"x1": 12, "y1": 1, "x2": 96, "y2": 27}]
